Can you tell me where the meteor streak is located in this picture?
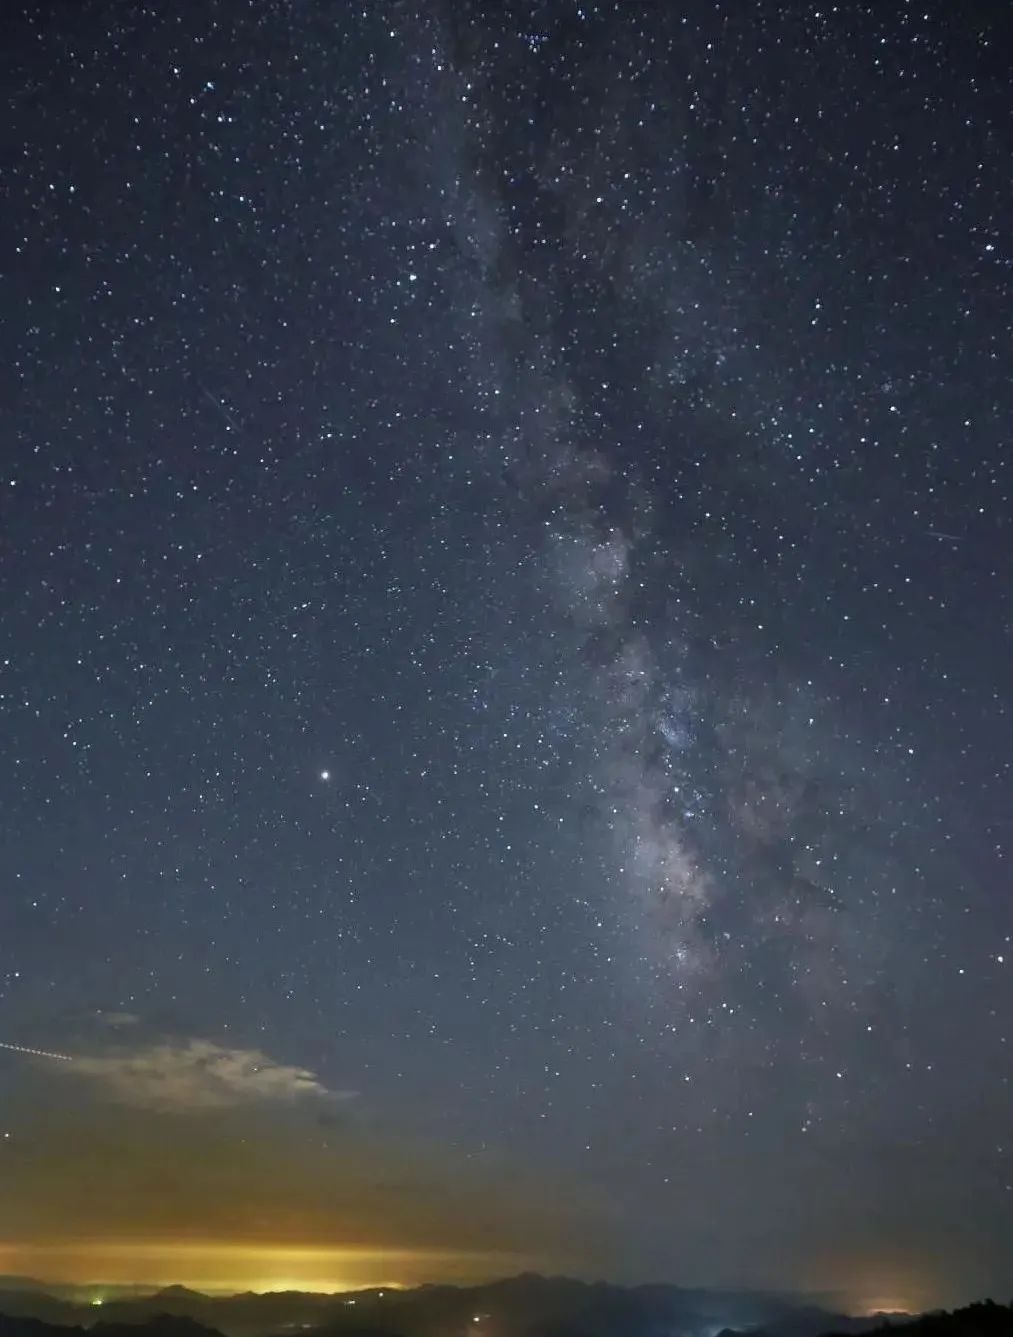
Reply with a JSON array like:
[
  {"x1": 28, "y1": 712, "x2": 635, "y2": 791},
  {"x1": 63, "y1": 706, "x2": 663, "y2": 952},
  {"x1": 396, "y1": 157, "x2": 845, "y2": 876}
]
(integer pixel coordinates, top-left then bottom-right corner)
[{"x1": 0, "y1": 1040, "x2": 74, "y2": 1062}]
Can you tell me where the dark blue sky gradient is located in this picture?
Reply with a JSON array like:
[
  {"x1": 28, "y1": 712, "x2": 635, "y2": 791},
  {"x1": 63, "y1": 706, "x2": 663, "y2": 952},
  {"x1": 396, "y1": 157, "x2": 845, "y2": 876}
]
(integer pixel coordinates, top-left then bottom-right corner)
[{"x1": 1, "y1": 0, "x2": 1011, "y2": 1309}]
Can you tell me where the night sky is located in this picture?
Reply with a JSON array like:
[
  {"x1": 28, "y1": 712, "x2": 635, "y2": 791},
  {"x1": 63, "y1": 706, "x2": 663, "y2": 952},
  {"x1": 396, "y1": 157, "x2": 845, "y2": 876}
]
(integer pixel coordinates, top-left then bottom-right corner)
[{"x1": 1, "y1": 0, "x2": 1011, "y2": 1313}]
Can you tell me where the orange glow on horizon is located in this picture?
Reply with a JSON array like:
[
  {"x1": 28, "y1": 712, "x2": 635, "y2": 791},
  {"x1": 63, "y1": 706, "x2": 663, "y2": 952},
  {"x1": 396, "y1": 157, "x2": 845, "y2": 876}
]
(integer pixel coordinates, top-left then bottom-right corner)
[
  {"x1": 0, "y1": 1239, "x2": 525, "y2": 1294},
  {"x1": 859, "y1": 1298, "x2": 916, "y2": 1317}
]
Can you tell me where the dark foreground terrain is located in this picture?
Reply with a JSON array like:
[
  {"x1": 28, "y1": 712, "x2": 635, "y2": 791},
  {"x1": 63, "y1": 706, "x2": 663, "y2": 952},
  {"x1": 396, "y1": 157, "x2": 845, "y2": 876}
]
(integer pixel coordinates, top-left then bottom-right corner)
[
  {"x1": 3, "y1": 1278, "x2": 1008, "y2": 1337},
  {"x1": 0, "y1": 1275, "x2": 879, "y2": 1337}
]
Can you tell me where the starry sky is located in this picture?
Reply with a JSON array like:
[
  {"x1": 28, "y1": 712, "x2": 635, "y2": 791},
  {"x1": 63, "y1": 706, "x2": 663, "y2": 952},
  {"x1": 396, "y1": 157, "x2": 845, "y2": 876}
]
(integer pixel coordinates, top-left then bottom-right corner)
[{"x1": 1, "y1": 0, "x2": 1011, "y2": 1314}]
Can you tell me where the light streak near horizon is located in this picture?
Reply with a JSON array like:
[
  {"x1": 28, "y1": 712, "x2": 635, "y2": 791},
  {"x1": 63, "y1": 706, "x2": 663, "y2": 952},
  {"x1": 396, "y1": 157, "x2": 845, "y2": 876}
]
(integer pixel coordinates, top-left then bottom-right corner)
[{"x1": 0, "y1": 1040, "x2": 75, "y2": 1062}]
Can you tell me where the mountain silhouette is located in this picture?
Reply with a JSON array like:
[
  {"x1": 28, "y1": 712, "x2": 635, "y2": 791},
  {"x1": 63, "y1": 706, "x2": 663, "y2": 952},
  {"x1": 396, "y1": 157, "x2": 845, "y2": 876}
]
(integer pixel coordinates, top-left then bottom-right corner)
[
  {"x1": 825, "y1": 1300, "x2": 1013, "y2": 1337},
  {"x1": 0, "y1": 1276, "x2": 889, "y2": 1337},
  {"x1": 5, "y1": 1278, "x2": 1009, "y2": 1337}
]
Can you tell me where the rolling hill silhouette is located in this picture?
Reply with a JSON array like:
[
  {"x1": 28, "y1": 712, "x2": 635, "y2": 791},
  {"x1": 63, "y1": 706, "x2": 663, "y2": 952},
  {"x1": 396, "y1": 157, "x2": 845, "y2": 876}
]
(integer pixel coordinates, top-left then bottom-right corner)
[{"x1": 0, "y1": 1274, "x2": 899, "y2": 1337}]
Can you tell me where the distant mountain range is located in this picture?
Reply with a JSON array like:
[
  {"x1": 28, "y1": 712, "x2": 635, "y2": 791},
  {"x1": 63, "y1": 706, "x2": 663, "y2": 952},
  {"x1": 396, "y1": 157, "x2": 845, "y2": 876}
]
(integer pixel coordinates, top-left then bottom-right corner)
[
  {"x1": 0, "y1": 1273, "x2": 902, "y2": 1337},
  {"x1": 3, "y1": 1286, "x2": 1009, "y2": 1337}
]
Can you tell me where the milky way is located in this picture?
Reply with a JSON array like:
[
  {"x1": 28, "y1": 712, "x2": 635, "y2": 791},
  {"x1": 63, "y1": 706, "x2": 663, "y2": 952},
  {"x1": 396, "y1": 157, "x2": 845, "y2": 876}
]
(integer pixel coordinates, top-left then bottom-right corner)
[{"x1": 431, "y1": 2, "x2": 944, "y2": 1032}]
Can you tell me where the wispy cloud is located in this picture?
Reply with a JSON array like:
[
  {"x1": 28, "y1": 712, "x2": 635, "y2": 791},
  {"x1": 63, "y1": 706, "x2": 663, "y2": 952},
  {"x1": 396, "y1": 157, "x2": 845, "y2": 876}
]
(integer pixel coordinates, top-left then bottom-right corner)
[
  {"x1": 95, "y1": 1010, "x2": 142, "y2": 1029},
  {"x1": 65, "y1": 1039, "x2": 353, "y2": 1113}
]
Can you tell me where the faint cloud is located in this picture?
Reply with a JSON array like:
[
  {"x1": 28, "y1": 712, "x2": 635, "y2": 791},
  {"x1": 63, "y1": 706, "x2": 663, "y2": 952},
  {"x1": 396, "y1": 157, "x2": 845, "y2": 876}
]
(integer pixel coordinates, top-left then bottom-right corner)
[
  {"x1": 66, "y1": 1039, "x2": 354, "y2": 1113},
  {"x1": 95, "y1": 1010, "x2": 142, "y2": 1029}
]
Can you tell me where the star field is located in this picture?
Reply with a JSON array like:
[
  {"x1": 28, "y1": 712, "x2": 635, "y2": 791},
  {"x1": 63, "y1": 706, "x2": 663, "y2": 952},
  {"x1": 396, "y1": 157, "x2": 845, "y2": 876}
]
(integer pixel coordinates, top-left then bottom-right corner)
[{"x1": 1, "y1": 0, "x2": 1011, "y2": 1310}]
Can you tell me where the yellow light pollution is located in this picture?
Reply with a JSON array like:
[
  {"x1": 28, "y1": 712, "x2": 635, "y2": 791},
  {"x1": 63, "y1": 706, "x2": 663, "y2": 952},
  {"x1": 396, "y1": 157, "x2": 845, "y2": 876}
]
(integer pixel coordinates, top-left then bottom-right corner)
[
  {"x1": 0, "y1": 1239, "x2": 517, "y2": 1294},
  {"x1": 0, "y1": 1056, "x2": 601, "y2": 1294}
]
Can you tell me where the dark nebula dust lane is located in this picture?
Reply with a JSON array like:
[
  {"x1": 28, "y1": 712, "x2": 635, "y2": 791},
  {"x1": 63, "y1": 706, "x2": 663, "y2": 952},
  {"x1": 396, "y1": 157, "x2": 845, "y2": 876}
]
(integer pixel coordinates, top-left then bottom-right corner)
[{"x1": 0, "y1": 0, "x2": 1010, "y2": 1310}]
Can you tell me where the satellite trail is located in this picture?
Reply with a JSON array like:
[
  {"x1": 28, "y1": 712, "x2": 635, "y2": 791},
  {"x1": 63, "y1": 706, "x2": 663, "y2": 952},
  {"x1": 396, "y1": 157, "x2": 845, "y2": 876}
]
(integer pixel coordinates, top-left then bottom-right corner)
[{"x1": 0, "y1": 1040, "x2": 74, "y2": 1062}]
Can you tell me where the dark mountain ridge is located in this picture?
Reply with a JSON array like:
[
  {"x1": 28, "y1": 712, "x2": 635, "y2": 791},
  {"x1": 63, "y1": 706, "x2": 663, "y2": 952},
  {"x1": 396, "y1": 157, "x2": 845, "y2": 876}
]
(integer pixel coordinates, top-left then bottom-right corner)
[
  {"x1": 1, "y1": 1292, "x2": 1008, "y2": 1337},
  {"x1": 0, "y1": 1275, "x2": 885, "y2": 1337}
]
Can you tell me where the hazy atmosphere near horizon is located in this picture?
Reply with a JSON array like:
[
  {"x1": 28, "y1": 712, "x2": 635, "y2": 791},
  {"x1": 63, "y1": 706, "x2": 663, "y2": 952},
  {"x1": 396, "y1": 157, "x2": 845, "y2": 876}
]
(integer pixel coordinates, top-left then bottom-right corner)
[{"x1": 1, "y1": 0, "x2": 1010, "y2": 1319}]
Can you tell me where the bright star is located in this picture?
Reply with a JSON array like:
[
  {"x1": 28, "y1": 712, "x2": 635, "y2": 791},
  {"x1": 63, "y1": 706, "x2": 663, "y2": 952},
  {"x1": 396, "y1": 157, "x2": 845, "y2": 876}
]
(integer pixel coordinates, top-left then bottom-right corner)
[{"x1": 320, "y1": 770, "x2": 330, "y2": 782}]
